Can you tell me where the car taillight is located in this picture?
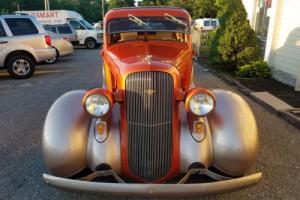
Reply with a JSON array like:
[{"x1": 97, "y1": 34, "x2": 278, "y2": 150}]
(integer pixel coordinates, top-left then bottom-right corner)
[{"x1": 45, "y1": 35, "x2": 51, "y2": 46}]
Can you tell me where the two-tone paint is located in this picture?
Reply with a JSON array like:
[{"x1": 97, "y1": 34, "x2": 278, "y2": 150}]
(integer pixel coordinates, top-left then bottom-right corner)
[{"x1": 42, "y1": 7, "x2": 262, "y2": 196}]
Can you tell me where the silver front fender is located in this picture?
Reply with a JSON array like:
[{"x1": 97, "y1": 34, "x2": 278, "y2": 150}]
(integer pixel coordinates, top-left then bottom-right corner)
[
  {"x1": 43, "y1": 90, "x2": 91, "y2": 177},
  {"x1": 43, "y1": 89, "x2": 258, "y2": 180},
  {"x1": 209, "y1": 90, "x2": 258, "y2": 177}
]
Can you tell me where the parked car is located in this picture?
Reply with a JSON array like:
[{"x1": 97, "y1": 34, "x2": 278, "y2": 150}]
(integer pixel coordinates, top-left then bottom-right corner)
[
  {"x1": 0, "y1": 15, "x2": 56, "y2": 79},
  {"x1": 17, "y1": 10, "x2": 103, "y2": 49},
  {"x1": 194, "y1": 18, "x2": 220, "y2": 30},
  {"x1": 44, "y1": 24, "x2": 79, "y2": 45},
  {"x1": 44, "y1": 31, "x2": 74, "y2": 64},
  {"x1": 42, "y1": 7, "x2": 262, "y2": 196}
]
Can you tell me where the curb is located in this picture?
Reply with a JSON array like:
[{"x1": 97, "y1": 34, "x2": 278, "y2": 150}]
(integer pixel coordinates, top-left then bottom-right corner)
[
  {"x1": 279, "y1": 111, "x2": 300, "y2": 129},
  {"x1": 198, "y1": 61, "x2": 300, "y2": 129}
]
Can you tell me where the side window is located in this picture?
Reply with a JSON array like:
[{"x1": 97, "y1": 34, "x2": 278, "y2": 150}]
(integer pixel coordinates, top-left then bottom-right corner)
[
  {"x1": 211, "y1": 20, "x2": 217, "y2": 27},
  {"x1": 44, "y1": 26, "x2": 57, "y2": 33},
  {"x1": 204, "y1": 21, "x2": 210, "y2": 27},
  {"x1": 5, "y1": 18, "x2": 38, "y2": 36},
  {"x1": 0, "y1": 22, "x2": 7, "y2": 37},
  {"x1": 70, "y1": 21, "x2": 85, "y2": 30},
  {"x1": 57, "y1": 26, "x2": 72, "y2": 34}
]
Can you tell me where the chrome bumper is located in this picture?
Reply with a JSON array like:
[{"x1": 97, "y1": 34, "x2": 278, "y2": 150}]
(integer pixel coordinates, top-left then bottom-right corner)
[{"x1": 43, "y1": 172, "x2": 262, "y2": 196}]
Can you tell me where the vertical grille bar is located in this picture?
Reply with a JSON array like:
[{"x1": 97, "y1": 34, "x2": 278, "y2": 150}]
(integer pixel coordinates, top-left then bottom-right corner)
[{"x1": 125, "y1": 72, "x2": 173, "y2": 182}]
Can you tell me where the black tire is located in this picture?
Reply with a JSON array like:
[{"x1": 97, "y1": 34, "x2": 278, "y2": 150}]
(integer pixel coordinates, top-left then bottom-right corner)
[
  {"x1": 6, "y1": 54, "x2": 35, "y2": 79},
  {"x1": 44, "y1": 49, "x2": 59, "y2": 64},
  {"x1": 85, "y1": 38, "x2": 97, "y2": 49}
]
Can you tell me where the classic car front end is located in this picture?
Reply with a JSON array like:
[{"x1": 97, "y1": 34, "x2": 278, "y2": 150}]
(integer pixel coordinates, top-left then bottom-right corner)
[{"x1": 42, "y1": 7, "x2": 262, "y2": 196}]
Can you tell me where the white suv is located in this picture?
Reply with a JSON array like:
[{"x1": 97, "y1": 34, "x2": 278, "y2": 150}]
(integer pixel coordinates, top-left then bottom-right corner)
[{"x1": 0, "y1": 15, "x2": 56, "y2": 79}]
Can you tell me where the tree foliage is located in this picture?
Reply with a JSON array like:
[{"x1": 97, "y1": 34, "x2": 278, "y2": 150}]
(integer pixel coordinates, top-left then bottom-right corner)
[
  {"x1": 167, "y1": 0, "x2": 217, "y2": 18},
  {"x1": 208, "y1": 0, "x2": 260, "y2": 69},
  {"x1": 141, "y1": 0, "x2": 169, "y2": 6},
  {"x1": 217, "y1": 10, "x2": 259, "y2": 67},
  {"x1": 108, "y1": 0, "x2": 135, "y2": 10},
  {"x1": 192, "y1": 0, "x2": 217, "y2": 18},
  {"x1": 236, "y1": 60, "x2": 271, "y2": 79},
  {"x1": 167, "y1": 0, "x2": 193, "y2": 15}
]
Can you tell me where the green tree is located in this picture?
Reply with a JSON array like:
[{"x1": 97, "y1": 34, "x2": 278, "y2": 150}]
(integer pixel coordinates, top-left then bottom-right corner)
[
  {"x1": 218, "y1": 10, "x2": 259, "y2": 67},
  {"x1": 192, "y1": 0, "x2": 217, "y2": 18},
  {"x1": 108, "y1": 0, "x2": 135, "y2": 9},
  {"x1": 208, "y1": 0, "x2": 260, "y2": 69},
  {"x1": 167, "y1": 0, "x2": 193, "y2": 14},
  {"x1": 168, "y1": 0, "x2": 217, "y2": 19},
  {"x1": 141, "y1": 0, "x2": 169, "y2": 6},
  {"x1": 51, "y1": 0, "x2": 104, "y2": 22}
]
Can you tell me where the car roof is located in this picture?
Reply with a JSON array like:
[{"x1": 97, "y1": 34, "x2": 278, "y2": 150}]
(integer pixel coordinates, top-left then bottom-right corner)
[
  {"x1": 0, "y1": 14, "x2": 35, "y2": 19},
  {"x1": 104, "y1": 6, "x2": 191, "y2": 23}
]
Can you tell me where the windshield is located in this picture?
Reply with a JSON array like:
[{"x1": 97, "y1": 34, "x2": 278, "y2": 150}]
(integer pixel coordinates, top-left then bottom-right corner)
[
  {"x1": 79, "y1": 20, "x2": 94, "y2": 30},
  {"x1": 107, "y1": 15, "x2": 190, "y2": 33}
]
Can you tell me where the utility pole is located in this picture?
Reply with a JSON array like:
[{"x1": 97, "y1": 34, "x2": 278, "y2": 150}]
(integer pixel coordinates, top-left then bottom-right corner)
[
  {"x1": 102, "y1": 0, "x2": 105, "y2": 19},
  {"x1": 44, "y1": 0, "x2": 50, "y2": 11}
]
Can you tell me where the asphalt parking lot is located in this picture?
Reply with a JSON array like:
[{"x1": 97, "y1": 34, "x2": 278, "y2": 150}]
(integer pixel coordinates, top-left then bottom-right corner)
[{"x1": 0, "y1": 49, "x2": 299, "y2": 200}]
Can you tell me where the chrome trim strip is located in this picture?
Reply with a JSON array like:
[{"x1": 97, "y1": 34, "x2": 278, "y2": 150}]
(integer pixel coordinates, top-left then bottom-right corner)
[{"x1": 43, "y1": 172, "x2": 262, "y2": 197}]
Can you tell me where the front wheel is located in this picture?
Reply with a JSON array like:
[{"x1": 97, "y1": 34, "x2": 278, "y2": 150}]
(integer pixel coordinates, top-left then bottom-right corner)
[
  {"x1": 7, "y1": 54, "x2": 35, "y2": 79},
  {"x1": 85, "y1": 38, "x2": 97, "y2": 49}
]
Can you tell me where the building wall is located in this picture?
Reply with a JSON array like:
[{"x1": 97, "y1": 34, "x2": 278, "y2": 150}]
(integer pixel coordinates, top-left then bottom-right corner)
[
  {"x1": 243, "y1": 0, "x2": 300, "y2": 90},
  {"x1": 242, "y1": 0, "x2": 257, "y2": 28},
  {"x1": 265, "y1": 0, "x2": 300, "y2": 89}
]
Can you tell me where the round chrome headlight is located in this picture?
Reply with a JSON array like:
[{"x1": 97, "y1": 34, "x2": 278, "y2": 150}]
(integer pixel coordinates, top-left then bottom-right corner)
[
  {"x1": 187, "y1": 91, "x2": 215, "y2": 116},
  {"x1": 84, "y1": 93, "x2": 111, "y2": 117}
]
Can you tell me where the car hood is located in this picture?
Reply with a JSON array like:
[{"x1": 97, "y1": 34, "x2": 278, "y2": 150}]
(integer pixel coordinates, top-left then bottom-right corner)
[{"x1": 105, "y1": 41, "x2": 190, "y2": 72}]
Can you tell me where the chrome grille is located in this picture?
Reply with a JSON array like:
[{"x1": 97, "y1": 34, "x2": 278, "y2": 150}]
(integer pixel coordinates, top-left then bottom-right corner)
[{"x1": 125, "y1": 71, "x2": 173, "y2": 182}]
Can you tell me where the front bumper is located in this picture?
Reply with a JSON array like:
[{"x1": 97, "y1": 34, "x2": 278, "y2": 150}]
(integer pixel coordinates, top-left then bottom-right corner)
[{"x1": 43, "y1": 172, "x2": 262, "y2": 197}]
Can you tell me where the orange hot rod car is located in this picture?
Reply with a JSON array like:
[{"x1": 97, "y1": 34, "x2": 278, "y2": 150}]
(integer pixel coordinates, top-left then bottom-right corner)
[{"x1": 42, "y1": 7, "x2": 262, "y2": 196}]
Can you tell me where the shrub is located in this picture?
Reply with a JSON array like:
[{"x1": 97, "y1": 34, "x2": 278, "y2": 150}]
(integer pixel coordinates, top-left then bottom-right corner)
[
  {"x1": 217, "y1": 11, "x2": 260, "y2": 69},
  {"x1": 236, "y1": 47, "x2": 260, "y2": 66},
  {"x1": 236, "y1": 60, "x2": 271, "y2": 79},
  {"x1": 168, "y1": 0, "x2": 217, "y2": 19},
  {"x1": 208, "y1": 0, "x2": 260, "y2": 70}
]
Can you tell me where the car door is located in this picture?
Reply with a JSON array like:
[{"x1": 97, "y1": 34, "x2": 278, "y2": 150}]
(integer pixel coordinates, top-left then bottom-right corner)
[
  {"x1": 69, "y1": 20, "x2": 87, "y2": 44},
  {"x1": 0, "y1": 19, "x2": 9, "y2": 67}
]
